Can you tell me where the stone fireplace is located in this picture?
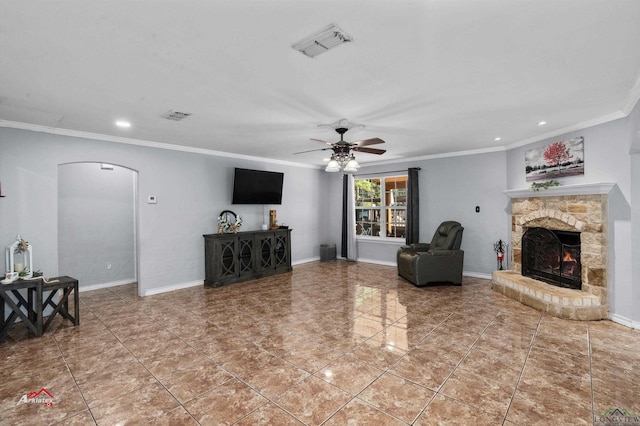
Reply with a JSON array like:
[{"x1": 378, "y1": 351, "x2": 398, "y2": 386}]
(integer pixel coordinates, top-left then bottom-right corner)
[{"x1": 492, "y1": 183, "x2": 614, "y2": 320}]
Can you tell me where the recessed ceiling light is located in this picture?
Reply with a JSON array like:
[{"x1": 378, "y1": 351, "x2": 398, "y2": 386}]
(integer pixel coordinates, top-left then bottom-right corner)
[
  {"x1": 494, "y1": 137, "x2": 501, "y2": 141},
  {"x1": 538, "y1": 121, "x2": 547, "y2": 126},
  {"x1": 115, "y1": 120, "x2": 131, "y2": 128}
]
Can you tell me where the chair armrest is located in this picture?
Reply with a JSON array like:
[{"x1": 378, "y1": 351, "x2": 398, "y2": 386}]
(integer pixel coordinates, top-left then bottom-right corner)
[
  {"x1": 425, "y1": 249, "x2": 457, "y2": 256},
  {"x1": 410, "y1": 243, "x2": 431, "y2": 252}
]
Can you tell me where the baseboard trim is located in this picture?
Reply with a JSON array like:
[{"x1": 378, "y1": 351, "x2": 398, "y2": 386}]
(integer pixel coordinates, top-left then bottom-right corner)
[
  {"x1": 463, "y1": 271, "x2": 493, "y2": 280},
  {"x1": 609, "y1": 313, "x2": 640, "y2": 330},
  {"x1": 78, "y1": 279, "x2": 136, "y2": 292},
  {"x1": 141, "y1": 280, "x2": 203, "y2": 297},
  {"x1": 292, "y1": 257, "x2": 320, "y2": 265},
  {"x1": 356, "y1": 258, "x2": 397, "y2": 267}
]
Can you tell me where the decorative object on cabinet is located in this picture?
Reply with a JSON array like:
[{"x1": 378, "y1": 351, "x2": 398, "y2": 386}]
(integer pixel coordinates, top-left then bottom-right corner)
[
  {"x1": 218, "y1": 210, "x2": 242, "y2": 234},
  {"x1": 4, "y1": 235, "x2": 33, "y2": 281},
  {"x1": 203, "y1": 229, "x2": 292, "y2": 287},
  {"x1": 269, "y1": 210, "x2": 279, "y2": 230}
]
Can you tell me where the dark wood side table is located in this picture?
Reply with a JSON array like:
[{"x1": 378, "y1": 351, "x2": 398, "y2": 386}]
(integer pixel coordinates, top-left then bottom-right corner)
[
  {"x1": 0, "y1": 279, "x2": 41, "y2": 341},
  {"x1": 39, "y1": 276, "x2": 80, "y2": 334},
  {"x1": 1, "y1": 276, "x2": 79, "y2": 342}
]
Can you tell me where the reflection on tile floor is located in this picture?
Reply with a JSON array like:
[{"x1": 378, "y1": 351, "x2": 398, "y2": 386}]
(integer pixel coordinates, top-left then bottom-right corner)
[{"x1": 1, "y1": 261, "x2": 639, "y2": 425}]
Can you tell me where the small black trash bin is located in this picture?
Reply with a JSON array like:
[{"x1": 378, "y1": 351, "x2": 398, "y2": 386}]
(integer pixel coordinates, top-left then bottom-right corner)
[{"x1": 320, "y1": 243, "x2": 336, "y2": 261}]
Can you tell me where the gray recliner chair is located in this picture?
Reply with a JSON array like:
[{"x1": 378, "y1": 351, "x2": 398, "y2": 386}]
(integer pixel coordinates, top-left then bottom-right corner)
[{"x1": 397, "y1": 221, "x2": 464, "y2": 286}]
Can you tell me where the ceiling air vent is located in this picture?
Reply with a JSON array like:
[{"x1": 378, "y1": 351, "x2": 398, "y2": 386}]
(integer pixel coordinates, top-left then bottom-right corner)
[
  {"x1": 161, "y1": 110, "x2": 192, "y2": 121},
  {"x1": 292, "y1": 24, "x2": 353, "y2": 58}
]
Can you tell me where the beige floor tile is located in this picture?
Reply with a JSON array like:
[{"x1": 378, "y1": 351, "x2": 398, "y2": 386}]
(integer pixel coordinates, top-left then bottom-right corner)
[
  {"x1": 145, "y1": 406, "x2": 199, "y2": 425},
  {"x1": 275, "y1": 376, "x2": 353, "y2": 425},
  {"x1": 241, "y1": 357, "x2": 310, "y2": 399},
  {"x1": 439, "y1": 368, "x2": 513, "y2": 418},
  {"x1": 457, "y1": 348, "x2": 524, "y2": 387},
  {"x1": 532, "y1": 330, "x2": 590, "y2": 357},
  {"x1": 315, "y1": 354, "x2": 384, "y2": 395},
  {"x1": 526, "y1": 345, "x2": 590, "y2": 376},
  {"x1": 76, "y1": 361, "x2": 157, "y2": 408},
  {"x1": 324, "y1": 398, "x2": 407, "y2": 425},
  {"x1": 90, "y1": 381, "x2": 179, "y2": 425},
  {"x1": 219, "y1": 343, "x2": 278, "y2": 376},
  {"x1": 161, "y1": 362, "x2": 234, "y2": 403},
  {"x1": 357, "y1": 372, "x2": 435, "y2": 423},
  {"x1": 415, "y1": 394, "x2": 503, "y2": 425},
  {"x1": 233, "y1": 402, "x2": 304, "y2": 425},
  {"x1": 507, "y1": 391, "x2": 592, "y2": 425},
  {"x1": 389, "y1": 353, "x2": 456, "y2": 391},
  {"x1": 518, "y1": 364, "x2": 592, "y2": 411},
  {"x1": 183, "y1": 378, "x2": 268, "y2": 425},
  {"x1": 281, "y1": 340, "x2": 342, "y2": 373}
]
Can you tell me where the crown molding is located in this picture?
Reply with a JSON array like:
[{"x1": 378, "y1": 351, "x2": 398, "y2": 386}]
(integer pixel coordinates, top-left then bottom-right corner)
[
  {"x1": 622, "y1": 72, "x2": 640, "y2": 115},
  {"x1": 358, "y1": 145, "x2": 506, "y2": 168},
  {"x1": 505, "y1": 111, "x2": 627, "y2": 151},
  {"x1": 0, "y1": 120, "x2": 319, "y2": 170}
]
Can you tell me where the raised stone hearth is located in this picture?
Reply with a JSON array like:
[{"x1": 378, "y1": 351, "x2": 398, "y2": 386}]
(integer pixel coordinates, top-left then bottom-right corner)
[
  {"x1": 493, "y1": 271, "x2": 604, "y2": 320},
  {"x1": 492, "y1": 183, "x2": 614, "y2": 320}
]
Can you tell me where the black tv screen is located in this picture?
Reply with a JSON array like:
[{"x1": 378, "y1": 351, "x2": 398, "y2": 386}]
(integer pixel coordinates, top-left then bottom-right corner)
[{"x1": 232, "y1": 168, "x2": 284, "y2": 204}]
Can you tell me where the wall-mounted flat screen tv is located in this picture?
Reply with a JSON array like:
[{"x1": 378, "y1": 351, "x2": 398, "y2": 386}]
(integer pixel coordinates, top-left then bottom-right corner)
[{"x1": 232, "y1": 168, "x2": 284, "y2": 205}]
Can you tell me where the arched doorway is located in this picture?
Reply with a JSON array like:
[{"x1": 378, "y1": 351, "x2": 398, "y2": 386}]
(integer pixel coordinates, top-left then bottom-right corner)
[{"x1": 58, "y1": 162, "x2": 138, "y2": 292}]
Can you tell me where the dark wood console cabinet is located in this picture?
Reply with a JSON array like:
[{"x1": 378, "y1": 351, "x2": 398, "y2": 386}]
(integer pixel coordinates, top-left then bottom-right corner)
[{"x1": 203, "y1": 229, "x2": 292, "y2": 287}]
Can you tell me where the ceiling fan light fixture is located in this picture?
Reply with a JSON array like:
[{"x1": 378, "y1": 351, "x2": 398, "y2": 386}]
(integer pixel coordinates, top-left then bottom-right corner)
[
  {"x1": 325, "y1": 156, "x2": 341, "y2": 172},
  {"x1": 325, "y1": 162, "x2": 341, "y2": 172},
  {"x1": 292, "y1": 24, "x2": 353, "y2": 58},
  {"x1": 343, "y1": 156, "x2": 359, "y2": 172}
]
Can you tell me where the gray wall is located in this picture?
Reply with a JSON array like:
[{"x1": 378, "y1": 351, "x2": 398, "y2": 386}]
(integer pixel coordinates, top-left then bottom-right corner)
[
  {"x1": 58, "y1": 163, "x2": 136, "y2": 288},
  {"x1": 0, "y1": 127, "x2": 326, "y2": 295}
]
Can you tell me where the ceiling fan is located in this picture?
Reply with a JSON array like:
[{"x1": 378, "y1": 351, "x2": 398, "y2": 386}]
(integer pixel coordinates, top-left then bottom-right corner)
[{"x1": 294, "y1": 126, "x2": 386, "y2": 172}]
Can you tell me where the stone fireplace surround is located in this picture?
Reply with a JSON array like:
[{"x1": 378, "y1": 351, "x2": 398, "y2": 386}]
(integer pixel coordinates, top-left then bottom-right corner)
[{"x1": 492, "y1": 183, "x2": 614, "y2": 320}]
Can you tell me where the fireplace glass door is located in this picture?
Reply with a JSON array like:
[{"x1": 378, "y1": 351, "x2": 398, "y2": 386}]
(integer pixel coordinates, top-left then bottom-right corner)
[{"x1": 521, "y1": 227, "x2": 581, "y2": 290}]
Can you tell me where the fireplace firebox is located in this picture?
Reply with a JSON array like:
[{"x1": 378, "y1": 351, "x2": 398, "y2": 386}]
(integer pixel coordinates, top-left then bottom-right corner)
[{"x1": 522, "y1": 227, "x2": 581, "y2": 290}]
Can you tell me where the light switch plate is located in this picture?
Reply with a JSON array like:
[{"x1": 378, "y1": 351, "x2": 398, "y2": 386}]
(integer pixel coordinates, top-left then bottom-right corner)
[{"x1": 148, "y1": 195, "x2": 157, "y2": 204}]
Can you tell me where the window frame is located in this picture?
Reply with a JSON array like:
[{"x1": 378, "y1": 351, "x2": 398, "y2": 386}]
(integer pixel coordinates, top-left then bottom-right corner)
[{"x1": 354, "y1": 173, "x2": 408, "y2": 241}]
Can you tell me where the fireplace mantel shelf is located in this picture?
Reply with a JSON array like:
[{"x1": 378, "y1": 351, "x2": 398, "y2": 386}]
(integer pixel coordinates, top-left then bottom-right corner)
[{"x1": 504, "y1": 182, "x2": 615, "y2": 198}]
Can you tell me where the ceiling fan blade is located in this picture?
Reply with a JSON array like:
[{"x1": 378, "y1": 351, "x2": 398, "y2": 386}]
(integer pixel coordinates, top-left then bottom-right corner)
[
  {"x1": 353, "y1": 147, "x2": 386, "y2": 155},
  {"x1": 310, "y1": 138, "x2": 333, "y2": 145},
  {"x1": 293, "y1": 147, "x2": 332, "y2": 155},
  {"x1": 351, "y1": 137, "x2": 385, "y2": 147}
]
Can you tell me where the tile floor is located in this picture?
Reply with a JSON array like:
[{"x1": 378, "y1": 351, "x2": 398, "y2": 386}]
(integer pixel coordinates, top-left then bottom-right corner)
[{"x1": 1, "y1": 261, "x2": 639, "y2": 425}]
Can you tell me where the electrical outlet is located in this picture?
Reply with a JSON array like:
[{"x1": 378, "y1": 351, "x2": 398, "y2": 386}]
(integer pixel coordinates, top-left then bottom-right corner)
[{"x1": 107, "y1": 263, "x2": 112, "y2": 270}]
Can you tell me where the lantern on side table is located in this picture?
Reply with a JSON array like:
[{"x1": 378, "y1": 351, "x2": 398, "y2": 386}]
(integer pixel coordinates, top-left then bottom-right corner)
[{"x1": 5, "y1": 235, "x2": 33, "y2": 281}]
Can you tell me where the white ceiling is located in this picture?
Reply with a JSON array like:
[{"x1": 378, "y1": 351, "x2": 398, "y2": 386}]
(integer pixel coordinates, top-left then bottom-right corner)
[{"x1": 2, "y1": 0, "x2": 640, "y2": 167}]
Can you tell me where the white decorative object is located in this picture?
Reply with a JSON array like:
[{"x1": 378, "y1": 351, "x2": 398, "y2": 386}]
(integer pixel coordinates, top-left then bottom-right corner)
[{"x1": 5, "y1": 235, "x2": 33, "y2": 280}]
